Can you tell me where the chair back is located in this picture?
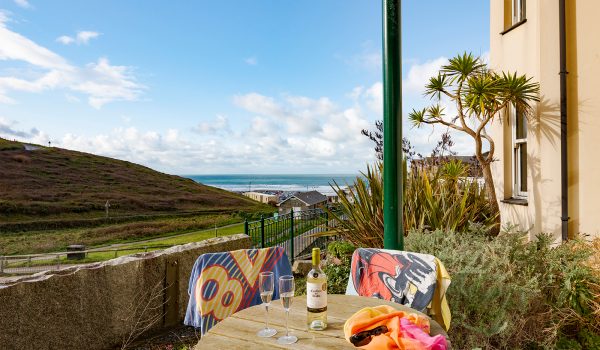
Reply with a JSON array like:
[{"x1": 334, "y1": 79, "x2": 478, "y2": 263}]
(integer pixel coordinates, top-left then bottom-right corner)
[
  {"x1": 346, "y1": 248, "x2": 440, "y2": 312},
  {"x1": 184, "y1": 246, "x2": 292, "y2": 334}
]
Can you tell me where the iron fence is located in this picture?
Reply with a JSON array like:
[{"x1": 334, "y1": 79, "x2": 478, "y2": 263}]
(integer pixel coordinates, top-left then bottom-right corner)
[{"x1": 244, "y1": 208, "x2": 340, "y2": 262}]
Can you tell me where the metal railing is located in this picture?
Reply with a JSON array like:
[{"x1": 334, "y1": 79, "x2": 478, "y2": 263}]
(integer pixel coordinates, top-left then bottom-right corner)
[
  {"x1": 0, "y1": 245, "x2": 173, "y2": 275},
  {"x1": 244, "y1": 208, "x2": 340, "y2": 263}
]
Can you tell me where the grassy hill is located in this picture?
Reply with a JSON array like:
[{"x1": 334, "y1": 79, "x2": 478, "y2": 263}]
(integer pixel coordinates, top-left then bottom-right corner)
[{"x1": 0, "y1": 138, "x2": 270, "y2": 253}]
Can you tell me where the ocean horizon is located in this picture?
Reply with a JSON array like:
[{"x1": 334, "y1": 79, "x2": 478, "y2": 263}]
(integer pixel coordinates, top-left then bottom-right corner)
[{"x1": 186, "y1": 174, "x2": 359, "y2": 195}]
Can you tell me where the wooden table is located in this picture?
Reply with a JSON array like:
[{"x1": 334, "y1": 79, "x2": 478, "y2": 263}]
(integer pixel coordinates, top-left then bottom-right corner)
[{"x1": 195, "y1": 294, "x2": 449, "y2": 349}]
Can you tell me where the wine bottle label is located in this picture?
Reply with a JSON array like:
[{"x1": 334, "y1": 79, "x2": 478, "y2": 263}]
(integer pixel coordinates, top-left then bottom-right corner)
[{"x1": 307, "y1": 282, "x2": 327, "y2": 309}]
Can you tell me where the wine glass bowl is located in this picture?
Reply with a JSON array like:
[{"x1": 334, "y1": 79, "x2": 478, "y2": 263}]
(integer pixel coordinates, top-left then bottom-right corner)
[
  {"x1": 277, "y1": 275, "x2": 298, "y2": 345},
  {"x1": 256, "y1": 272, "x2": 277, "y2": 338}
]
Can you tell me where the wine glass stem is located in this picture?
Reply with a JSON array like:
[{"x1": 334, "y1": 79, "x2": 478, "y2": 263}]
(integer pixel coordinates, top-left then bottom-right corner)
[
  {"x1": 265, "y1": 305, "x2": 269, "y2": 329},
  {"x1": 285, "y1": 310, "x2": 289, "y2": 337}
]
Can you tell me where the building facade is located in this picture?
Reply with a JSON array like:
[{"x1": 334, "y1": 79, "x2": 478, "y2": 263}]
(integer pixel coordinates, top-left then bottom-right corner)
[
  {"x1": 490, "y1": 0, "x2": 600, "y2": 240},
  {"x1": 278, "y1": 191, "x2": 327, "y2": 215},
  {"x1": 242, "y1": 191, "x2": 279, "y2": 205}
]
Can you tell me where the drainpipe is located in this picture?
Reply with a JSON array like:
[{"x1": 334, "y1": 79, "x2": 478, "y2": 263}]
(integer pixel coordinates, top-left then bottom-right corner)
[
  {"x1": 383, "y1": 0, "x2": 404, "y2": 250},
  {"x1": 559, "y1": 0, "x2": 568, "y2": 241}
]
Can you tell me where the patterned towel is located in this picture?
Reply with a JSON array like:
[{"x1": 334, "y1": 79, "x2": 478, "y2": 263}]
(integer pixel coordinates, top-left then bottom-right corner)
[
  {"x1": 346, "y1": 248, "x2": 451, "y2": 331},
  {"x1": 184, "y1": 246, "x2": 292, "y2": 334},
  {"x1": 343, "y1": 305, "x2": 448, "y2": 350}
]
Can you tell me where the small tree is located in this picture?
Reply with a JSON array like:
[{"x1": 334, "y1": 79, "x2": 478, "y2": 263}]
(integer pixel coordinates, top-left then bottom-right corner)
[{"x1": 408, "y1": 53, "x2": 539, "y2": 231}]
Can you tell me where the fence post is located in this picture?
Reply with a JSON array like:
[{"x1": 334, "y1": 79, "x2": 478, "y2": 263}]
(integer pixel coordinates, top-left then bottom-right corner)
[
  {"x1": 244, "y1": 219, "x2": 249, "y2": 236},
  {"x1": 260, "y1": 215, "x2": 265, "y2": 248},
  {"x1": 290, "y1": 209, "x2": 295, "y2": 263},
  {"x1": 0, "y1": 257, "x2": 4, "y2": 274}
]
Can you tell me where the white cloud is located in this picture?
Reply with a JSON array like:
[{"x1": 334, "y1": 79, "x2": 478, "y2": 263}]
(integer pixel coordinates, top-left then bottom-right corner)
[
  {"x1": 365, "y1": 82, "x2": 382, "y2": 115},
  {"x1": 65, "y1": 93, "x2": 80, "y2": 103},
  {"x1": 403, "y1": 57, "x2": 447, "y2": 95},
  {"x1": 56, "y1": 35, "x2": 74, "y2": 45},
  {"x1": 3, "y1": 79, "x2": 477, "y2": 173},
  {"x1": 0, "y1": 20, "x2": 70, "y2": 69},
  {"x1": 57, "y1": 31, "x2": 101, "y2": 45},
  {"x1": 14, "y1": 86, "x2": 373, "y2": 173},
  {"x1": 77, "y1": 31, "x2": 100, "y2": 44},
  {"x1": 232, "y1": 91, "x2": 372, "y2": 166},
  {"x1": 0, "y1": 117, "x2": 49, "y2": 144},
  {"x1": 73, "y1": 57, "x2": 144, "y2": 108},
  {"x1": 343, "y1": 41, "x2": 381, "y2": 72},
  {"x1": 14, "y1": 0, "x2": 31, "y2": 9},
  {"x1": 194, "y1": 114, "x2": 231, "y2": 134},
  {"x1": 0, "y1": 17, "x2": 142, "y2": 108},
  {"x1": 244, "y1": 56, "x2": 257, "y2": 65},
  {"x1": 233, "y1": 93, "x2": 282, "y2": 117}
]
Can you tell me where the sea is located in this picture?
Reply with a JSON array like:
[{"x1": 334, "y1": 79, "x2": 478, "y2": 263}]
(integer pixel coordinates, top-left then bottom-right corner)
[{"x1": 186, "y1": 174, "x2": 359, "y2": 195}]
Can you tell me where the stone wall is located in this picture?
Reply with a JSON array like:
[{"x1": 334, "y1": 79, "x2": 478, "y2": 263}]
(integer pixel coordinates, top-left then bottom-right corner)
[{"x1": 0, "y1": 234, "x2": 252, "y2": 350}]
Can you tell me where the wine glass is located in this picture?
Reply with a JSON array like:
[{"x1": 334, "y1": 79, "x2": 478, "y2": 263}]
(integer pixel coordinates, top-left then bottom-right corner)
[
  {"x1": 277, "y1": 275, "x2": 298, "y2": 345},
  {"x1": 257, "y1": 272, "x2": 277, "y2": 337}
]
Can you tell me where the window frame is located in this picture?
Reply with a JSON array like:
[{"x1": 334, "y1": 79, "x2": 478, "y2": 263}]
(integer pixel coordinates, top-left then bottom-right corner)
[
  {"x1": 512, "y1": 0, "x2": 526, "y2": 25},
  {"x1": 511, "y1": 104, "x2": 528, "y2": 198}
]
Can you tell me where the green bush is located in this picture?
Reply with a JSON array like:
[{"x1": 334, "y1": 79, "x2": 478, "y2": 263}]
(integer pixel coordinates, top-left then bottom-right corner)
[
  {"x1": 323, "y1": 256, "x2": 351, "y2": 295},
  {"x1": 328, "y1": 161, "x2": 498, "y2": 248},
  {"x1": 404, "y1": 227, "x2": 600, "y2": 349},
  {"x1": 327, "y1": 241, "x2": 356, "y2": 259}
]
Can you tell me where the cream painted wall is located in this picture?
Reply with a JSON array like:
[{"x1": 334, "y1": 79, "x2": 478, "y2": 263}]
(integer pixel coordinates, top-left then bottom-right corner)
[
  {"x1": 489, "y1": 0, "x2": 600, "y2": 240},
  {"x1": 570, "y1": 0, "x2": 600, "y2": 237}
]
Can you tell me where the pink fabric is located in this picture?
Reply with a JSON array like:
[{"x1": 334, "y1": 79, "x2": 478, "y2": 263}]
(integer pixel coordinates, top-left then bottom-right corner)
[{"x1": 399, "y1": 318, "x2": 448, "y2": 350}]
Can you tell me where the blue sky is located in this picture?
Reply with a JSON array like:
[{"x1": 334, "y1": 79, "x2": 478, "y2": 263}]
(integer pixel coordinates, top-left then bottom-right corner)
[{"x1": 0, "y1": 0, "x2": 489, "y2": 174}]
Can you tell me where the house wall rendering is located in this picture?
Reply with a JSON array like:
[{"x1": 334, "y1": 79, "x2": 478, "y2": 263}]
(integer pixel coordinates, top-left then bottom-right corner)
[
  {"x1": 243, "y1": 191, "x2": 279, "y2": 204},
  {"x1": 489, "y1": 0, "x2": 600, "y2": 240}
]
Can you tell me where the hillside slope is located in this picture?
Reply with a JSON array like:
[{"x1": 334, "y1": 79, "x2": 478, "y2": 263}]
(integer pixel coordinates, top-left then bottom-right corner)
[{"x1": 0, "y1": 138, "x2": 266, "y2": 223}]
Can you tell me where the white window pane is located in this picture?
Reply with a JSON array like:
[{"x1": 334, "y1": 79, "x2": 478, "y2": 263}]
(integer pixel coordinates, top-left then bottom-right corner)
[{"x1": 519, "y1": 143, "x2": 527, "y2": 192}]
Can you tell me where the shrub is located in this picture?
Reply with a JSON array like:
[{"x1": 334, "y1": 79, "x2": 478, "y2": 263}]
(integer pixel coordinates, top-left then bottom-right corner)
[
  {"x1": 328, "y1": 160, "x2": 497, "y2": 247},
  {"x1": 327, "y1": 241, "x2": 356, "y2": 259},
  {"x1": 404, "y1": 227, "x2": 600, "y2": 349},
  {"x1": 328, "y1": 163, "x2": 384, "y2": 248},
  {"x1": 323, "y1": 256, "x2": 351, "y2": 295}
]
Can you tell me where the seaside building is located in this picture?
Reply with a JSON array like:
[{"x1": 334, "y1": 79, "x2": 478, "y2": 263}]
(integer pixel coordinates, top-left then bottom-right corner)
[
  {"x1": 278, "y1": 190, "x2": 327, "y2": 215},
  {"x1": 242, "y1": 191, "x2": 280, "y2": 205},
  {"x1": 489, "y1": 0, "x2": 600, "y2": 240}
]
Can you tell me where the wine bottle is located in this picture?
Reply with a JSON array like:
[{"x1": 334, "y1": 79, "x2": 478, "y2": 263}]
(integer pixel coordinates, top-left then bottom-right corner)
[{"x1": 306, "y1": 247, "x2": 327, "y2": 330}]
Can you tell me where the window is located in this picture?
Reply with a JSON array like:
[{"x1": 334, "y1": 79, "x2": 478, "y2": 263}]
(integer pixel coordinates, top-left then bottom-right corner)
[
  {"x1": 512, "y1": 0, "x2": 526, "y2": 24},
  {"x1": 502, "y1": 0, "x2": 526, "y2": 33},
  {"x1": 512, "y1": 105, "x2": 527, "y2": 197}
]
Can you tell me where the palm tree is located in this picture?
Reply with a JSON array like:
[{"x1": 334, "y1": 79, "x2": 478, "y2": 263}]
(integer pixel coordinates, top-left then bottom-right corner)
[{"x1": 408, "y1": 52, "x2": 539, "y2": 232}]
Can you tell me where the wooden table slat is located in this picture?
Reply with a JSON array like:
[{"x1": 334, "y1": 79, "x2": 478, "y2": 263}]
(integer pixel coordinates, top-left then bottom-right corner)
[{"x1": 195, "y1": 294, "x2": 449, "y2": 350}]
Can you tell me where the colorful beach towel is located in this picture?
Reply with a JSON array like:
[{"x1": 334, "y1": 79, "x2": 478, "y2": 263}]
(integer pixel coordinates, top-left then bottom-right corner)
[
  {"x1": 346, "y1": 248, "x2": 451, "y2": 331},
  {"x1": 184, "y1": 246, "x2": 292, "y2": 334}
]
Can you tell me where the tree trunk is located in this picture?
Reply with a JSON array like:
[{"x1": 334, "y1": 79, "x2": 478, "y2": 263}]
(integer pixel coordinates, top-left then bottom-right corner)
[{"x1": 481, "y1": 162, "x2": 501, "y2": 235}]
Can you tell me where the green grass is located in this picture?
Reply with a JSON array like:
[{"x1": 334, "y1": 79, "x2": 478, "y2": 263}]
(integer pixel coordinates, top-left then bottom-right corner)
[
  {"x1": 0, "y1": 139, "x2": 25, "y2": 151},
  {"x1": 127, "y1": 222, "x2": 245, "y2": 247},
  {"x1": 4, "y1": 222, "x2": 247, "y2": 267},
  {"x1": 0, "y1": 137, "x2": 273, "y2": 257},
  {"x1": 0, "y1": 214, "x2": 248, "y2": 255},
  {"x1": 0, "y1": 137, "x2": 270, "y2": 225}
]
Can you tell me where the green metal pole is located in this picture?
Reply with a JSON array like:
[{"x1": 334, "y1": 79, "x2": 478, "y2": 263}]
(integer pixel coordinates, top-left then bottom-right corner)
[
  {"x1": 290, "y1": 209, "x2": 295, "y2": 263},
  {"x1": 383, "y1": 0, "x2": 404, "y2": 250},
  {"x1": 260, "y1": 215, "x2": 265, "y2": 248}
]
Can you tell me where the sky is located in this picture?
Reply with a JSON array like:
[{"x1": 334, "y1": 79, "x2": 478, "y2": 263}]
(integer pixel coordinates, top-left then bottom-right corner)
[{"x1": 0, "y1": 0, "x2": 489, "y2": 175}]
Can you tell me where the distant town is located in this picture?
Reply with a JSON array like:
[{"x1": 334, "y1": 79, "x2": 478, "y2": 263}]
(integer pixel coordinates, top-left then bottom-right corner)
[{"x1": 241, "y1": 189, "x2": 353, "y2": 215}]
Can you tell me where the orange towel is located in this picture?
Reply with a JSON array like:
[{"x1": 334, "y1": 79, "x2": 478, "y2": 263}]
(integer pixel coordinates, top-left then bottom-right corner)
[{"x1": 343, "y1": 305, "x2": 448, "y2": 350}]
